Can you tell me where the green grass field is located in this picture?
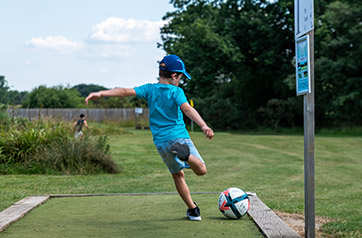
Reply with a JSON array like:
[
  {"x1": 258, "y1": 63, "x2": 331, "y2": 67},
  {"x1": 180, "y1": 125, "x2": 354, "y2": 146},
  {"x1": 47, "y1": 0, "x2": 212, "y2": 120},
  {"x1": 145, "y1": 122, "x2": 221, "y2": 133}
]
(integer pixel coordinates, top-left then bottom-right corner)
[
  {"x1": 0, "y1": 194, "x2": 262, "y2": 238},
  {"x1": 0, "y1": 130, "x2": 361, "y2": 237}
]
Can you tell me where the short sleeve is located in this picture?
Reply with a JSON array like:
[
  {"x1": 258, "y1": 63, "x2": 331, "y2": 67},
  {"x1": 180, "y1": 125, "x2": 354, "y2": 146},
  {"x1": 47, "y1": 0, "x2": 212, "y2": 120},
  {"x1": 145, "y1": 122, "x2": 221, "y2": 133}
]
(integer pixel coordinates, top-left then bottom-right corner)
[
  {"x1": 175, "y1": 88, "x2": 188, "y2": 106},
  {"x1": 134, "y1": 84, "x2": 151, "y2": 100}
]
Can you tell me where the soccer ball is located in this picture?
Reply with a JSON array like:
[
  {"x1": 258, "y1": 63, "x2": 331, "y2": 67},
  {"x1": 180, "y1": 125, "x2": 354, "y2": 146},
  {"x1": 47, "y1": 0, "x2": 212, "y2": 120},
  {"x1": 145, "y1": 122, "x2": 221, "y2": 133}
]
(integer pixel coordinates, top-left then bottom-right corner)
[{"x1": 218, "y1": 187, "x2": 250, "y2": 219}]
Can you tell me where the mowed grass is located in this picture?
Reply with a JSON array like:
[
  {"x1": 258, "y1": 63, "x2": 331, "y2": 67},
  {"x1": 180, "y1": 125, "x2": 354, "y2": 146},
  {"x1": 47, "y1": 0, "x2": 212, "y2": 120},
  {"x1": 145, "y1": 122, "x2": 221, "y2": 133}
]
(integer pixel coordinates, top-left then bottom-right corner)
[
  {"x1": 0, "y1": 194, "x2": 262, "y2": 238},
  {"x1": 0, "y1": 129, "x2": 361, "y2": 237}
]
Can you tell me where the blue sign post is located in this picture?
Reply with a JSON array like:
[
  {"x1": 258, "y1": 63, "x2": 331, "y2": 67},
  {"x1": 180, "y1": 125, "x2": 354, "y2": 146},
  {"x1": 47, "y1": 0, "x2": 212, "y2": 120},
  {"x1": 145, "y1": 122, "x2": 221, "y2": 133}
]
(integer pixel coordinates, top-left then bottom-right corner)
[{"x1": 296, "y1": 35, "x2": 311, "y2": 95}]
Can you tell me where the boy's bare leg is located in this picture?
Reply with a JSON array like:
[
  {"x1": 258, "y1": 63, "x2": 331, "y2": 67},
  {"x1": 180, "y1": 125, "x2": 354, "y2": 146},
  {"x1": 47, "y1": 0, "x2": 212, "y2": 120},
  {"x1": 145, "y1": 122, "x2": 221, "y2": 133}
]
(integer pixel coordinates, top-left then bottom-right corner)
[
  {"x1": 172, "y1": 170, "x2": 196, "y2": 209},
  {"x1": 187, "y1": 154, "x2": 207, "y2": 176},
  {"x1": 170, "y1": 142, "x2": 206, "y2": 176}
]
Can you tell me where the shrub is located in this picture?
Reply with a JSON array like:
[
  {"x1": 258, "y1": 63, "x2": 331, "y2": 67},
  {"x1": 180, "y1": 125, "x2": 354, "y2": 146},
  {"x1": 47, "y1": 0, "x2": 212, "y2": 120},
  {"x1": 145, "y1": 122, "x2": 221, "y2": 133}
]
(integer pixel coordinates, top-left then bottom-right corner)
[
  {"x1": 0, "y1": 117, "x2": 119, "y2": 174},
  {"x1": 0, "y1": 117, "x2": 72, "y2": 164},
  {"x1": 0, "y1": 104, "x2": 9, "y2": 123},
  {"x1": 25, "y1": 136, "x2": 119, "y2": 175}
]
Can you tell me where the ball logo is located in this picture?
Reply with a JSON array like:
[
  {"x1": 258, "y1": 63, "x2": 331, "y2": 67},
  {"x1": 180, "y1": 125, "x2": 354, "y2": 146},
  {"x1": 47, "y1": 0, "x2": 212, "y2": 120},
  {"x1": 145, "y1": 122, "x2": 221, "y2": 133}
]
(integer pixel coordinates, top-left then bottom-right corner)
[{"x1": 219, "y1": 188, "x2": 231, "y2": 211}]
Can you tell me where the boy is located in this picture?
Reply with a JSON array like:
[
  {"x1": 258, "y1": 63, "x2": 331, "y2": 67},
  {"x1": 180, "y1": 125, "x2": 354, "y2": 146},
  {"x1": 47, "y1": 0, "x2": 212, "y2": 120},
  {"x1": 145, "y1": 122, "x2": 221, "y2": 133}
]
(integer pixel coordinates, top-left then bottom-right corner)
[
  {"x1": 73, "y1": 113, "x2": 89, "y2": 138},
  {"x1": 85, "y1": 55, "x2": 214, "y2": 221}
]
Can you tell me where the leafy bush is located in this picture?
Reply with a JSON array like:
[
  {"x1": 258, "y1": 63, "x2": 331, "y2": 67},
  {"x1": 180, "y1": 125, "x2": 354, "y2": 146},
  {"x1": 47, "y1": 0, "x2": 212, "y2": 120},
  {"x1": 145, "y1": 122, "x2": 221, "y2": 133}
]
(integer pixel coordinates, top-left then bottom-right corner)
[
  {"x1": 24, "y1": 136, "x2": 119, "y2": 175},
  {"x1": 0, "y1": 117, "x2": 71, "y2": 164},
  {"x1": 0, "y1": 117, "x2": 119, "y2": 174},
  {"x1": 0, "y1": 104, "x2": 9, "y2": 124}
]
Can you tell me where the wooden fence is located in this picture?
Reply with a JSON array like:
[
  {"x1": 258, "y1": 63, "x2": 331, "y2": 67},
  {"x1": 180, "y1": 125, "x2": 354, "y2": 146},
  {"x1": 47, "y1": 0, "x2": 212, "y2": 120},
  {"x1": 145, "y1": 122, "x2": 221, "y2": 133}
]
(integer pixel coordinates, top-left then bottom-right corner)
[{"x1": 6, "y1": 108, "x2": 149, "y2": 124}]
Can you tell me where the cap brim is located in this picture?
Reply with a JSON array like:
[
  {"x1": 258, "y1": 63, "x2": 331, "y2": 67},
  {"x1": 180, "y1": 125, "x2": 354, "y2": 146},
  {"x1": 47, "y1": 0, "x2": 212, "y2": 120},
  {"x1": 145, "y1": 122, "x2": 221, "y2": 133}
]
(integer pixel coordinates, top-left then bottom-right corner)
[{"x1": 184, "y1": 71, "x2": 191, "y2": 79}]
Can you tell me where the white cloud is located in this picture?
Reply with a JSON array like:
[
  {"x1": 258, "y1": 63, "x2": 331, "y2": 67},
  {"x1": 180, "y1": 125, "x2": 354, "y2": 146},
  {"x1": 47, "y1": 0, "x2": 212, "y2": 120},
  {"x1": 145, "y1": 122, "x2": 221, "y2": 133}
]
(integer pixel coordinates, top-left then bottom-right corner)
[
  {"x1": 26, "y1": 36, "x2": 83, "y2": 52},
  {"x1": 24, "y1": 18, "x2": 165, "y2": 60},
  {"x1": 89, "y1": 17, "x2": 166, "y2": 43}
]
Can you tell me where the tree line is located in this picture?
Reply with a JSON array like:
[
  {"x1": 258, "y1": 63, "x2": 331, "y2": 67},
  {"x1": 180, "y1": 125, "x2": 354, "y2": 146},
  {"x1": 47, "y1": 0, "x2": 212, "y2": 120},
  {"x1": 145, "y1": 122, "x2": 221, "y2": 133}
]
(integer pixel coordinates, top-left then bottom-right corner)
[
  {"x1": 159, "y1": 0, "x2": 361, "y2": 130},
  {"x1": 0, "y1": 77, "x2": 146, "y2": 109}
]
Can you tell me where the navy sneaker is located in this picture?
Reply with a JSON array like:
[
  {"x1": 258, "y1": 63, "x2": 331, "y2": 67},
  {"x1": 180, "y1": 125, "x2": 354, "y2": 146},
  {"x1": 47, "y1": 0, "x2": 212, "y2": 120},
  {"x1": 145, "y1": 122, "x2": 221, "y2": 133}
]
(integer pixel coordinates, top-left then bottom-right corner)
[
  {"x1": 187, "y1": 203, "x2": 201, "y2": 221},
  {"x1": 170, "y1": 142, "x2": 190, "y2": 161}
]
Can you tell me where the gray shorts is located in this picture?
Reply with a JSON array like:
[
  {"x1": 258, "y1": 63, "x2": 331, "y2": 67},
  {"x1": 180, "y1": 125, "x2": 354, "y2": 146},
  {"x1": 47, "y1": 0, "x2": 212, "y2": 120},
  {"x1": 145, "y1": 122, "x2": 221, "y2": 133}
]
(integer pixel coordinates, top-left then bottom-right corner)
[{"x1": 155, "y1": 138, "x2": 205, "y2": 174}]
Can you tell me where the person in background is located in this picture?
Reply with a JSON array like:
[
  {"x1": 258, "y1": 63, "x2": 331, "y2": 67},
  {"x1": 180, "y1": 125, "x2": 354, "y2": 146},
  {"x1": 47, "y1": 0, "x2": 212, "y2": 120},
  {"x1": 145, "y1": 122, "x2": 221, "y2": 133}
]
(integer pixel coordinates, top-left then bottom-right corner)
[{"x1": 74, "y1": 113, "x2": 89, "y2": 139}]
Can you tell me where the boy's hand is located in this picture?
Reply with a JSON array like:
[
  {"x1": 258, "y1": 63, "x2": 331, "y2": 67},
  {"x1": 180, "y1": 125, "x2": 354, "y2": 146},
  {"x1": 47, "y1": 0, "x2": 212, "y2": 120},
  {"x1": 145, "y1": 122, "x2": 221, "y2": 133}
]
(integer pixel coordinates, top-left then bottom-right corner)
[
  {"x1": 201, "y1": 125, "x2": 214, "y2": 140},
  {"x1": 85, "y1": 92, "x2": 101, "y2": 105}
]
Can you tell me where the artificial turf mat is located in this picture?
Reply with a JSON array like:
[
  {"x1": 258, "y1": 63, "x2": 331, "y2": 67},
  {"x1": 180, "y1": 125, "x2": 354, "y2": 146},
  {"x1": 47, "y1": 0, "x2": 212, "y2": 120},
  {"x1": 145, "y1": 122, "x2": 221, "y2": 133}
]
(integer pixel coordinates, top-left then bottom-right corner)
[{"x1": 0, "y1": 194, "x2": 263, "y2": 238}]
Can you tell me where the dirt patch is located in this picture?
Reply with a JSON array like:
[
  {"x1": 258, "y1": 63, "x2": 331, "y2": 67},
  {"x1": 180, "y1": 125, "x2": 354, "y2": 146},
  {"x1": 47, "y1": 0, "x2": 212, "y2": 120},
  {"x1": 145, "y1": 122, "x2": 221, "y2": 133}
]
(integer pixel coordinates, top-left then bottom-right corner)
[{"x1": 274, "y1": 210, "x2": 331, "y2": 238}]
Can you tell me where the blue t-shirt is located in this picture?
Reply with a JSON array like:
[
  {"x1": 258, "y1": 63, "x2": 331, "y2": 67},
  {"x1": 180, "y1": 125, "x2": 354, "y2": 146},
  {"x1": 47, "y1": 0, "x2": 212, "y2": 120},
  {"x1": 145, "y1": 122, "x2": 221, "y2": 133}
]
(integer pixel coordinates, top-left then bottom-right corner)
[{"x1": 134, "y1": 83, "x2": 190, "y2": 144}]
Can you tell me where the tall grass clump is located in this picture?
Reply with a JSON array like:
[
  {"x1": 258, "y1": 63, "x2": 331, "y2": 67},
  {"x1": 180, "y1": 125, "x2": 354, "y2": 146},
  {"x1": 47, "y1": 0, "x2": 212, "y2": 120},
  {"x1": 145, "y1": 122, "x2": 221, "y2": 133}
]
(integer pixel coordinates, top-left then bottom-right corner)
[
  {"x1": 27, "y1": 136, "x2": 119, "y2": 175},
  {"x1": 0, "y1": 116, "x2": 119, "y2": 174},
  {"x1": 0, "y1": 117, "x2": 70, "y2": 164},
  {"x1": 0, "y1": 104, "x2": 9, "y2": 122}
]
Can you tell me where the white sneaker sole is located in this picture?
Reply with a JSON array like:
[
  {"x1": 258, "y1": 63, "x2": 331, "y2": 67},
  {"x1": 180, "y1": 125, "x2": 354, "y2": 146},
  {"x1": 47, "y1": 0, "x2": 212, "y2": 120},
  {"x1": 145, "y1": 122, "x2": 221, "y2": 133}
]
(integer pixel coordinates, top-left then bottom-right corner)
[{"x1": 187, "y1": 215, "x2": 202, "y2": 221}]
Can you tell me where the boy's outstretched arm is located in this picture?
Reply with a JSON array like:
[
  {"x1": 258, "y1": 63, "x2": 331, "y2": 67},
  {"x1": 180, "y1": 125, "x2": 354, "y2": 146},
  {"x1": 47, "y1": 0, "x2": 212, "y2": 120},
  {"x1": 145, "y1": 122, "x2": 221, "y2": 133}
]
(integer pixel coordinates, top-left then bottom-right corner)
[
  {"x1": 85, "y1": 88, "x2": 136, "y2": 105},
  {"x1": 180, "y1": 102, "x2": 214, "y2": 140}
]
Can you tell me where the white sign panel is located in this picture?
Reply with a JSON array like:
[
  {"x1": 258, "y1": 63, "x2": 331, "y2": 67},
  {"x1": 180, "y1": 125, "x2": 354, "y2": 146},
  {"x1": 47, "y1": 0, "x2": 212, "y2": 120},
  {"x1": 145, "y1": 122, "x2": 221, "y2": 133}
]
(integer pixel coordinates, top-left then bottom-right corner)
[
  {"x1": 135, "y1": 108, "x2": 143, "y2": 114},
  {"x1": 295, "y1": 0, "x2": 314, "y2": 38}
]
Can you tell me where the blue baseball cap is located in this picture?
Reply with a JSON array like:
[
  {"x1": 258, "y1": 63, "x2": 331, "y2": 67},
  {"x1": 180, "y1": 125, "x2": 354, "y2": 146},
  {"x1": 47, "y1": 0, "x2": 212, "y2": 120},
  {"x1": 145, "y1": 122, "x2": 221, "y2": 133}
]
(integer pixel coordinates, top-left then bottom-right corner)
[{"x1": 159, "y1": 55, "x2": 191, "y2": 79}]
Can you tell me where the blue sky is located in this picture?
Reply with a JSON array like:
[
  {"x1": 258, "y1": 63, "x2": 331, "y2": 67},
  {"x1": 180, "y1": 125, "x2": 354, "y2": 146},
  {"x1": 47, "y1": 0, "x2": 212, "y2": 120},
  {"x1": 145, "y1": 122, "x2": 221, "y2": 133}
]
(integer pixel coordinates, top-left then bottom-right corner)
[{"x1": 0, "y1": 0, "x2": 175, "y2": 91}]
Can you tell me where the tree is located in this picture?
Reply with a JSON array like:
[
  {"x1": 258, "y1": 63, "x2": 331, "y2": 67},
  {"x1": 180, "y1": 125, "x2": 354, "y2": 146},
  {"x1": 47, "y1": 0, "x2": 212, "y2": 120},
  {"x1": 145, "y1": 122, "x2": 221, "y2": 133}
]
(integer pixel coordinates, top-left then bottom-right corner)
[
  {"x1": 72, "y1": 84, "x2": 108, "y2": 98},
  {"x1": 0, "y1": 76, "x2": 30, "y2": 106},
  {"x1": 6, "y1": 91, "x2": 29, "y2": 106},
  {"x1": 258, "y1": 97, "x2": 302, "y2": 131},
  {"x1": 23, "y1": 85, "x2": 83, "y2": 108},
  {"x1": 160, "y1": 0, "x2": 295, "y2": 129},
  {"x1": 0, "y1": 76, "x2": 10, "y2": 104},
  {"x1": 314, "y1": 0, "x2": 362, "y2": 126},
  {"x1": 71, "y1": 83, "x2": 147, "y2": 108},
  {"x1": 161, "y1": 0, "x2": 362, "y2": 129}
]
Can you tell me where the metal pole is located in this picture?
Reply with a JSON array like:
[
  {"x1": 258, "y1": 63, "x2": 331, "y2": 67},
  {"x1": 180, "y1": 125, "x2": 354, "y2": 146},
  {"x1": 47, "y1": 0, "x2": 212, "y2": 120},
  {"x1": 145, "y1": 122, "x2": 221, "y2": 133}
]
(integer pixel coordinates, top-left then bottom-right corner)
[{"x1": 304, "y1": 30, "x2": 315, "y2": 238}]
